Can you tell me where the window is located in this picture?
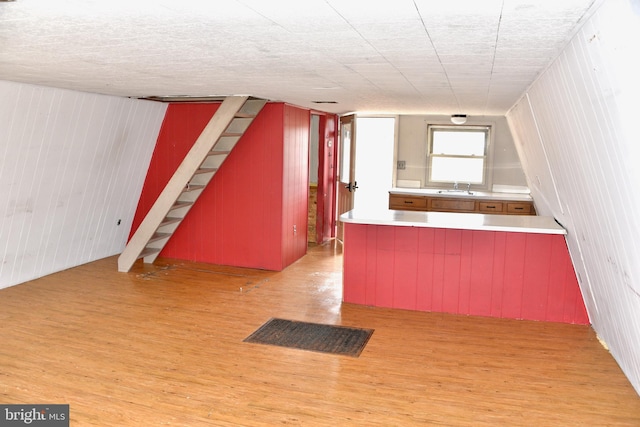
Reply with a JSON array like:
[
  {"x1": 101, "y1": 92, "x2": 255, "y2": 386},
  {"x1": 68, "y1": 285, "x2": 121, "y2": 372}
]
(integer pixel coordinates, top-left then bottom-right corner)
[{"x1": 426, "y1": 125, "x2": 491, "y2": 188}]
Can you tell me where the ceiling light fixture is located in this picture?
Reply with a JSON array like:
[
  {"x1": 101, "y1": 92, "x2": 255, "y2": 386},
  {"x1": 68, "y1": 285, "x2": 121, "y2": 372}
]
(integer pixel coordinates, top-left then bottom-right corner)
[{"x1": 451, "y1": 114, "x2": 467, "y2": 125}]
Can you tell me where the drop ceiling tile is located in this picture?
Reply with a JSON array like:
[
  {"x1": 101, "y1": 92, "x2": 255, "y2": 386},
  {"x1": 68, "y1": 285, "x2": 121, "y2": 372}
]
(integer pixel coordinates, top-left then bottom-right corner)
[{"x1": 0, "y1": 0, "x2": 598, "y2": 115}]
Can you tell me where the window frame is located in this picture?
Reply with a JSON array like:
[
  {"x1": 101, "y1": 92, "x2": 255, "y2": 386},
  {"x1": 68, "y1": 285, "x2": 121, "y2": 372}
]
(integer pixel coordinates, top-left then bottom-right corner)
[{"x1": 425, "y1": 124, "x2": 493, "y2": 191}]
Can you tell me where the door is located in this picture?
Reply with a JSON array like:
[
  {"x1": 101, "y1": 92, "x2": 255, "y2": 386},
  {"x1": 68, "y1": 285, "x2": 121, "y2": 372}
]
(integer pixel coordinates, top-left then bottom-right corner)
[{"x1": 336, "y1": 114, "x2": 357, "y2": 242}]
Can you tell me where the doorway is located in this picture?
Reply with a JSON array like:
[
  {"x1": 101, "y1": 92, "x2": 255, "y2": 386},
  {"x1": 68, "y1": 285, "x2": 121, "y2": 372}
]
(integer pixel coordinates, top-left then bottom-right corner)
[
  {"x1": 353, "y1": 116, "x2": 396, "y2": 211},
  {"x1": 336, "y1": 115, "x2": 355, "y2": 242},
  {"x1": 336, "y1": 115, "x2": 396, "y2": 241},
  {"x1": 309, "y1": 113, "x2": 338, "y2": 245},
  {"x1": 308, "y1": 115, "x2": 320, "y2": 243}
]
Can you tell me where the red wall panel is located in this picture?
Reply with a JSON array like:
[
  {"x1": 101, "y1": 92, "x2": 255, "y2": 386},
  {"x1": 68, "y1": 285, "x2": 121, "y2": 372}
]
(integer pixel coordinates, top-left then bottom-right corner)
[
  {"x1": 342, "y1": 222, "x2": 367, "y2": 304},
  {"x1": 501, "y1": 233, "x2": 527, "y2": 319},
  {"x1": 343, "y1": 223, "x2": 590, "y2": 324},
  {"x1": 416, "y1": 228, "x2": 435, "y2": 311},
  {"x1": 131, "y1": 102, "x2": 311, "y2": 271},
  {"x1": 281, "y1": 105, "x2": 310, "y2": 267},
  {"x1": 375, "y1": 225, "x2": 395, "y2": 308}
]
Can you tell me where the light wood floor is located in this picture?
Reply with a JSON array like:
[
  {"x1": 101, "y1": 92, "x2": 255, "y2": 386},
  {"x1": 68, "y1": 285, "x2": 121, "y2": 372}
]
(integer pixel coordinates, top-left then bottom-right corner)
[{"x1": 1, "y1": 241, "x2": 639, "y2": 426}]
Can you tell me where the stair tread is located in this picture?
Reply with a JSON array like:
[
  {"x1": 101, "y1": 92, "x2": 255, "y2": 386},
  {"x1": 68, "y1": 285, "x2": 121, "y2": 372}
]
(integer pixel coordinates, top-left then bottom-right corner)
[
  {"x1": 139, "y1": 247, "x2": 161, "y2": 259},
  {"x1": 183, "y1": 184, "x2": 205, "y2": 192},
  {"x1": 159, "y1": 217, "x2": 181, "y2": 226},
  {"x1": 169, "y1": 201, "x2": 193, "y2": 210},
  {"x1": 195, "y1": 167, "x2": 218, "y2": 174},
  {"x1": 149, "y1": 232, "x2": 171, "y2": 243}
]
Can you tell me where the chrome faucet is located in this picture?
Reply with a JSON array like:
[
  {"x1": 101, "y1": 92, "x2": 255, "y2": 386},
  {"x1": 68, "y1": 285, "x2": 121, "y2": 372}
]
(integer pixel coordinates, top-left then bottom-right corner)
[
  {"x1": 467, "y1": 183, "x2": 471, "y2": 192},
  {"x1": 453, "y1": 181, "x2": 459, "y2": 191}
]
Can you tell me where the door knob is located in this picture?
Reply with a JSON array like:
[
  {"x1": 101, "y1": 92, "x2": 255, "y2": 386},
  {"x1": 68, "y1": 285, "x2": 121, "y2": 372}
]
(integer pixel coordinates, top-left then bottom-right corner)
[{"x1": 345, "y1": 181, "x2": 359, "y2": 192}]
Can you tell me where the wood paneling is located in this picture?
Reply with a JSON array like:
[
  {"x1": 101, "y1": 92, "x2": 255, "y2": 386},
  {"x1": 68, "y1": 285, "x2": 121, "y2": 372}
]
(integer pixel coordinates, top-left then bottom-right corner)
[
  {"x1": 0, "y1": 245, "x2": 638, "y2": 425},
  {"x1": 132, "y1": 102, "x2": 310, "y2": 271},
  {"x1": 281, "y1": 104, "x2": 310, "y2": 267},
  {"x1": 506, "y1": 0, "x2": 640, "y2": 394},
  {"x1": 343, "y1": 223, "x2": 589, "y2": 324},
  {"x1": 506, "y1": 98, "x2": 563, "y2": 217},
  {"x1": 0, "y1": 80, "x2": 166, "y2": 289}
]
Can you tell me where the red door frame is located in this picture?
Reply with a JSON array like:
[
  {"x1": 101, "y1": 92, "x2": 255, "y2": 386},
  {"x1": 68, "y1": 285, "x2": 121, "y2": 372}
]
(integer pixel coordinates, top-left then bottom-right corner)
[{"x1": 312, "y1": 112, "x2": 339, "y2": 243}]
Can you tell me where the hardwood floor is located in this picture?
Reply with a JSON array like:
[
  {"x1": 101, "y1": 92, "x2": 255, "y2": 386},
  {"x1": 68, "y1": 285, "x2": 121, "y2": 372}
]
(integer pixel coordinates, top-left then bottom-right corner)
[{"x1": 1, "y1": 241, "x2": 639, "y2": 426}]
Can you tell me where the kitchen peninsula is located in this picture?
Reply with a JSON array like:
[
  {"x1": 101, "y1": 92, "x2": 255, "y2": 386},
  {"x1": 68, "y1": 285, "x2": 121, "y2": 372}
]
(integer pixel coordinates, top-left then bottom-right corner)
[{"x1": 340, "y1": 208, "x2": 589, "y2": 324}]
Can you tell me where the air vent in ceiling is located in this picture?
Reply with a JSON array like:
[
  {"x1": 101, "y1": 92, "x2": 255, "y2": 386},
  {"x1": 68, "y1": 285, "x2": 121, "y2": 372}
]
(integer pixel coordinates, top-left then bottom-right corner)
[{"x1": 140, "y1": 95, "x2": 229, "y2": 103}]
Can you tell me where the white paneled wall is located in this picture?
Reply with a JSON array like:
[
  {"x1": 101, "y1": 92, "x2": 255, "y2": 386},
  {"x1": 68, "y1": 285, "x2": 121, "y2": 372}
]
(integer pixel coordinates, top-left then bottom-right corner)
[
  {"x1": 0, "y1": 80, "x2": 167, "y2": 289},
  {"x1": 506, "y1": 97, "x2": 563, "y2": 216},
  {"x1": 507, "y1": 0, "x2": 640, "y2": 394}
]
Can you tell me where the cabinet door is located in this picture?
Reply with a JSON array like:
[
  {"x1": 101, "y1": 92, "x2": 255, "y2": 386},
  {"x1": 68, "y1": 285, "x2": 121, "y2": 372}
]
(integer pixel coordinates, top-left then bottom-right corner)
[
  {"x1": 478, "y1": 201, "x2": 504, "y2": 213},
  {"x1": 389, "y1": 195, "x2": 427, "y2": 210},
  {"x1": 506, "y1": 202, "x2": 533, "y2": 215},
  {"x1": 429, "y1": 198, "x2": 476, "y2": 212}
]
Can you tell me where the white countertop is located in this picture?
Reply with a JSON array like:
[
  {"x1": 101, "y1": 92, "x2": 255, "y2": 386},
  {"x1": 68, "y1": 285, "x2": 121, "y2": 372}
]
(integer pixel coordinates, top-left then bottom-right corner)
[
  {"x1": 390, "y1": 188, "x2": 533, "y2": 201},
  {"x1": 340, "y1": 209, "x2": 566, "y2": 235}
]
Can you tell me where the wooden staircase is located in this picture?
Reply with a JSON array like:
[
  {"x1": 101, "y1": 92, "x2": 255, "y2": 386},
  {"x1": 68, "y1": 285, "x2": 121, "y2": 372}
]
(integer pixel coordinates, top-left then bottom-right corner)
[{"x1": 118, "y1": 96, "x2": 266, "y2": 272}]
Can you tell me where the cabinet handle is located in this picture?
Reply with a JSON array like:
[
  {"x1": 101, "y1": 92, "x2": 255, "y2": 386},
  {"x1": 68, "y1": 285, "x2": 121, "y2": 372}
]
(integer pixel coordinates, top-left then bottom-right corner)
[
  {"x1": 404, "y1": 201, "x2": 413, "y2": 204},
  {"x1": 514, "y1": 207, "x2": 523, "y2": 210},
  {"x1": 486, "y1": 205, "x2": 496, "y2": 209}
]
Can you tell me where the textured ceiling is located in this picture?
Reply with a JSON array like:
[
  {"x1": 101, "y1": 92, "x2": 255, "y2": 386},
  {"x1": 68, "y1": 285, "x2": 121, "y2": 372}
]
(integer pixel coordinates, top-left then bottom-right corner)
[{"x1": 0, "y1": 0, "x2": 599, "y2": 115}]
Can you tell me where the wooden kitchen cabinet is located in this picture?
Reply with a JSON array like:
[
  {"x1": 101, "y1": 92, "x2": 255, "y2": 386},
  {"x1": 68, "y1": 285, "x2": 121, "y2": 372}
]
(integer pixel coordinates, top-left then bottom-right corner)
[
  {"x1": 506, "y1": 202, "x2": 534, "y2": 214},
  {"x1": 430, "y1": 198, "x2": 476, "y2": 212},
  {"x1": 388, "y1": 195, "x2": 428, "y2": 210},
  {"x1": 389, "y1": 193, "x2": 536, "y2": 215},
  {"x1": 478, "y1": 201, "x2": 504, "y2": 213}
]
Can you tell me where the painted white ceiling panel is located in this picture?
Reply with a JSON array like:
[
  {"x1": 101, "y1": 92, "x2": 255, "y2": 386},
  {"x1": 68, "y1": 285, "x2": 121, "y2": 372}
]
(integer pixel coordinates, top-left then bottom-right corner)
[{"x1": 0, "y1": 0, "x2": 599, "y2": 115}]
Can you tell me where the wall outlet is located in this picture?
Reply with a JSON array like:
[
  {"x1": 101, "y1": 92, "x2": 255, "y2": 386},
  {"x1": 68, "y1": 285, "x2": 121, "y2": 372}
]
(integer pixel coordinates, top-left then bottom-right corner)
[{"x1": 397, "y1": 160, "x2": 406, "y2": 170}]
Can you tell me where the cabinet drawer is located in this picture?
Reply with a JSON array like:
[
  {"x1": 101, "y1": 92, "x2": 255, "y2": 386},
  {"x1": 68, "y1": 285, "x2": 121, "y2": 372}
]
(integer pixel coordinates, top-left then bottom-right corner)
[
  {"x1": 389, "y1": 195, "x2": 427, "y2": 210},
  {"x1": 506, "y1": 202, "x2": 533, "y2": 214},
  {"x1": 430, "y1": 198, "x2": 476, "y2": 212},
  {"x1": 478, "y1": 201, "x2": 504, "y2": 213}
]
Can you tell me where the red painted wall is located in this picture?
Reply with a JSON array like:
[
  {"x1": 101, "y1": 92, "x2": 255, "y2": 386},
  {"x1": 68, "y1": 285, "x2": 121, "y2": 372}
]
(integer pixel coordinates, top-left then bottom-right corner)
[
  {"x1": 343, "y1": 223, "x2": 589, "y2": 324},
  {"x1": 131, "y1": 102, "x2": 310, "y2": 271},
  {"x1": 281, "y1": 105, "x2": 311, "y2": 267}
]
